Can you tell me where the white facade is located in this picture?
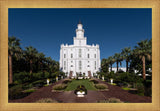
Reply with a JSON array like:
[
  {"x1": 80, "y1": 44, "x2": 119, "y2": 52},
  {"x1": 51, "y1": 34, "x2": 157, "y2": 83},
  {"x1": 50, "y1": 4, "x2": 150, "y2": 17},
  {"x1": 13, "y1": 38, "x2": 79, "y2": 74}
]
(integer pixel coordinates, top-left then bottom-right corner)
[
  {"x1": 60, "y1": 23, "x2": 100, "y2": 77},
  {"x1": 109, "y1": 67, "x2": 126, "y2": 73}
]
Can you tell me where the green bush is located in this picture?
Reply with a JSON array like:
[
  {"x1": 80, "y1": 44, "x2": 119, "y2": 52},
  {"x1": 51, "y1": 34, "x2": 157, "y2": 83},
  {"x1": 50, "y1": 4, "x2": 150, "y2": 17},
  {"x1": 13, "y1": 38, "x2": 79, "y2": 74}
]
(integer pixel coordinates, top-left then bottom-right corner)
[
  {"x1": 110, "y1": 71, "x2": 115, "y2": 74},
  {"x1": 32, "y1": 80, "x2": 45, "y2": 87},
  {"x1": 32, "y1": 72, "x2": 43, "y2": 80},
  {"x1": 62, "y1": 79, "x2": 72, "y2": 84},
  {"x1": 94, "y1": 84, "x2": 108, "y2": 90},
  {"x1": 144, "y1": 80, "x2": 152, "y2": 96},
  {"x1": 13, "y1": 72, "x2": 30, "y2": 83},
  {"x1": 23, "y1": 89, "x2": 36, "y2": 93},
  {"x1": 44, "y1": 71, "x2": 50, "y2": 79},
  {"x1": 52, "y1": 84, "x2": 67, "y2": 90},
  {"x1": 137, "y1": 83, "x2": 145, "y2": 96},
  {"x1": 107, "y1": 73, "x2": 116, "y2": 79},
  {"x1": 114, "y1": 72, "x2": 143, "y2": 88},
  {"x1": 50, "y1": 73, "x2": 57, "y2": 78},
  {"x1": 9, "y1": 84, "x2": 23, "y2": 99},
  {"x1": 36, "y1": 98, "x2": 58, "y2": 103},
  {"x1": 89, "y1": 79, "x2": 99, "y2": 84},
  {"x1": 22, "y1": 83, "x2": 33, "y2": 90}
]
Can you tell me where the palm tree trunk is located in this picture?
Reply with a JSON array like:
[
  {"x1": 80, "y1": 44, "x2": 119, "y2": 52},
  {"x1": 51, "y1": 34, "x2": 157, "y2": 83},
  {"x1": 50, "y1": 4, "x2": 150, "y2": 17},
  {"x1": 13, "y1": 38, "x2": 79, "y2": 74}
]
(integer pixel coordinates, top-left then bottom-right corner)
[
  {"x1": 9, "y1": 54, "x2": 13, "y2": 84},
  {"x1": 117, "y1": 61, "x2": 118, "y2": 72},
  {"x1": 110, "y1": 64, "x2": 112, "y2": 72},
  {"x1": 142, "y1": 56, "x2": 146, "y2": 80},
  {"x1": 30, "y1": 60, "x2": 33, "y2": 74},
  {"x1": 126, "y1": 60, "x2": 128, "y2": 72},
  {"x1": 106, "y1": 64, "x2": 108, "y2": 73}
]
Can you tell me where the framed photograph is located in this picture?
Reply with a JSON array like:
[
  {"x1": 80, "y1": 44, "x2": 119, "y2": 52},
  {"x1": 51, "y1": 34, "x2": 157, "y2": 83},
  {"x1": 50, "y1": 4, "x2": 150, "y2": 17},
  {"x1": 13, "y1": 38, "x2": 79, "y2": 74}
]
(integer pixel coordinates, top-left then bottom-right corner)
[{"x1": 0, "y1": 0, "x2": 160, "y2": 111}]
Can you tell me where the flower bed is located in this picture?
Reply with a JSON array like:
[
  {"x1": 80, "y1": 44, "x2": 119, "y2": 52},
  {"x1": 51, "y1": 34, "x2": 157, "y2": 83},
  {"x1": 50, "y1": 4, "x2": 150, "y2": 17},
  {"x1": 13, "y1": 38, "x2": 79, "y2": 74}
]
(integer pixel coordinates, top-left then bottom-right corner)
[
  {"x1": 89, "y1": 79, "x2": 99, "y2": 84},
  {"x1": 52, "y1": 84, "x2": 67, "y2": 91},
  {"x1": 62, "y1": 79, "x2": 72, "y2": 84},
  {"x1": 94, "y1": 83, "x2": 108, "y2": 90}
]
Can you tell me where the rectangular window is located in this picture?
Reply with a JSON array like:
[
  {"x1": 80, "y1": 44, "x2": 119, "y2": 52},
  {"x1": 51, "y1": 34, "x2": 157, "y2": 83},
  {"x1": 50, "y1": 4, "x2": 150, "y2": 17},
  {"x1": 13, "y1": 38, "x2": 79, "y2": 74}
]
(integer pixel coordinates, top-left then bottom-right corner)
[
  {"x1": 88, "y1": 54, "x2": 89, "y2": 58},
  {"x1": 64, "y1": 61, "x2": 66, "y2": 70},
  {"x1": 79, "y1": 49, "x2": 82, "y2": 58},
  {"x1": 79, "y1": 61, "x2": 82, "y2": 70},
  {"x1": 71, "y1": 54, "x2": 73, "y2": 58},
  {"x1": 95, "y1": 61, "x2": 96, "y2": 70},
  {"x1": 64, "y1": 54, "x2": 66, "y2": 58},
  {"x1": 94, "y1": 54, "x2": 96, "y2": 58}
]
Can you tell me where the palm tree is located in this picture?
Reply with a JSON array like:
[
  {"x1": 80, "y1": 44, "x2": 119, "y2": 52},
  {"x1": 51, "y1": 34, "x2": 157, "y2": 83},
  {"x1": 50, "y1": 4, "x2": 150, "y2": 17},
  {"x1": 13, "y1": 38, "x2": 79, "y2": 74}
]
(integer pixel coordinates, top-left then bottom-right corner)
[
  {"x1": 46, "y1": 57, "x2": 53, "y2": 77},
  {"x1": 107, "y1": 56, "x2": 115, "y2": 72},
  {"x1": 134, "y1": 39, "x2": 151, "y2": 80},
  {"x1": 101, "y1": 58, "x2": 109, "y2": 73},
  {"x1": 54, "y1": 61, "x2": 60, "y2": 72},
  {"x1": 48, "y1": 60, "x2": 57, "y2": 78},
  {"x1": 37, "y1": 52, "x2": 45, "y2": 71},
  {"x1": 121, "y1": 47, "x2": 131, "y2": 72},
  {"x1": 113, "y1": 53, "x2": 123, "y2": 72},
  {"x1": 24, "y1": 46, "x2": 38, "y2": 74},
  {"x1": 8, "y1": 36, "x2": 21, "y2": 84}
]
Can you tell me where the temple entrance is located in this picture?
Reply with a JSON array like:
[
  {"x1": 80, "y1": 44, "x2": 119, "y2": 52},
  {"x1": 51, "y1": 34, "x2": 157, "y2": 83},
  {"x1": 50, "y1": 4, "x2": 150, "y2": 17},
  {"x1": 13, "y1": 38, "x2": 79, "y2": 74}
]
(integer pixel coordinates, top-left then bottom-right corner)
[
  {"x1": 88, "y1": 71, "x2": 91, "y2": 78},
  {"x1": 69, "y1": 71, "x2": 73, "y2": 78}
]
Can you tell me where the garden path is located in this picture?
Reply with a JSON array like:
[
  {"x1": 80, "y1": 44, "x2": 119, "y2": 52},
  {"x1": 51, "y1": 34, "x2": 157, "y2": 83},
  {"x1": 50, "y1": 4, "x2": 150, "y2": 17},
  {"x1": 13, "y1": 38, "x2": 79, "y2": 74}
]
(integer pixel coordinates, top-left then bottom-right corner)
[{"x1": 9, "y1": 79, "x2": 151, "y2": 103}]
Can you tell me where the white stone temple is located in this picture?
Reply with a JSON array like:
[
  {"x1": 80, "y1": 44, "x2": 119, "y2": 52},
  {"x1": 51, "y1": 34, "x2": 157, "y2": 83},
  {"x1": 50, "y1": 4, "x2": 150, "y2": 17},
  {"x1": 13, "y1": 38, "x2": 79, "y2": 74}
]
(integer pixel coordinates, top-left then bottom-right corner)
[{"x1": 59, "y1": 22, "x2": 100, "y2": 77}]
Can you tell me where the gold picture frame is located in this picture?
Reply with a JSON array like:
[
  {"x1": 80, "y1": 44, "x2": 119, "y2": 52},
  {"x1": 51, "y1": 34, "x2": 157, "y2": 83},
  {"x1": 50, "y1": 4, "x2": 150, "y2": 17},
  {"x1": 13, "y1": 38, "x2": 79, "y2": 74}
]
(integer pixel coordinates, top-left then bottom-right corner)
[{"x1": 0, "y1": 0, "x2": 160, "y2": 111}]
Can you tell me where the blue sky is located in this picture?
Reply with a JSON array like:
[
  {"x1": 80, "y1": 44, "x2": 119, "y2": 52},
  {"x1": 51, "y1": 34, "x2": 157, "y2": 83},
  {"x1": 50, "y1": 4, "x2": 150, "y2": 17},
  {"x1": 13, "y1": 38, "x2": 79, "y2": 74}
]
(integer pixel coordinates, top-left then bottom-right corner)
[{"x1": 9, "y1": 8, "x2": 152, "y2": 67}]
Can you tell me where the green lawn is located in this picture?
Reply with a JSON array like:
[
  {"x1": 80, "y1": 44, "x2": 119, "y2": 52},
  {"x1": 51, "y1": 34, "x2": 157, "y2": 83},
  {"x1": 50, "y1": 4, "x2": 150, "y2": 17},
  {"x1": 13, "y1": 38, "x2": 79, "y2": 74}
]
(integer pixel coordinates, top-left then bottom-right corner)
[{"x1": 65, "y1": 79, "x2": 97, "y2": 91}]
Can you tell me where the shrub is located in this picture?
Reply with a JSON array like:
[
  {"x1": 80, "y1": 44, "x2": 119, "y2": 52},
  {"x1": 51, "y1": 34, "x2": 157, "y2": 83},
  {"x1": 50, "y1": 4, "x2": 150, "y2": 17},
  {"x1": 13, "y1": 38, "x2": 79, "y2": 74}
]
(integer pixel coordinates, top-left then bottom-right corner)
[
  {"x1": 44, "y1": 71, "x2": 50, "y2": 79},
  {"x1": 94, "y1": 84, "x2": 108, "y2": 90},
  {"x1": 44, "y1": 84, "x2": 49, "y2": 87},
  {"x1": 144, "y1": 80, "x2": 152, "y2": 96},
  {"x1": 62, "y1": 79, "x2": 72, "y2": 84},
  {"x1": 23, "y1": 89, "x2": 36, "y2": 93},
  {"x1": 137, "y1": 83, "x2": 145, "y2": 96},
  {"x1": 32, "y1": 72, "x2": 43, "y2": 80},
  {"x1": 32, "y1": 80, "x2": 45, "y2": 87},
  {"x1": 9, "y1": 84, "x2": 23, "y2": 99},
  {"x1": 13, "y1": 72, "x2": 30, "y2": 83},
  {"x1": 52, "y1": 84, "x2": 67, "y2": 90},
  {"x1": 22, "y1": 83, "x2": 33, "y2": 90},
  {"x1": 97, "y1": 98, "x2": 123, "y2": 103},
  {"x1": 89, "y1": 79, "x2": 99, "y2": 84},
  {"x1": 36, "y1": 98, "x2": 58, "y2": 103},
  {"x1": 50, "y1": 73, "x2": 56, "y2": 78}
]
